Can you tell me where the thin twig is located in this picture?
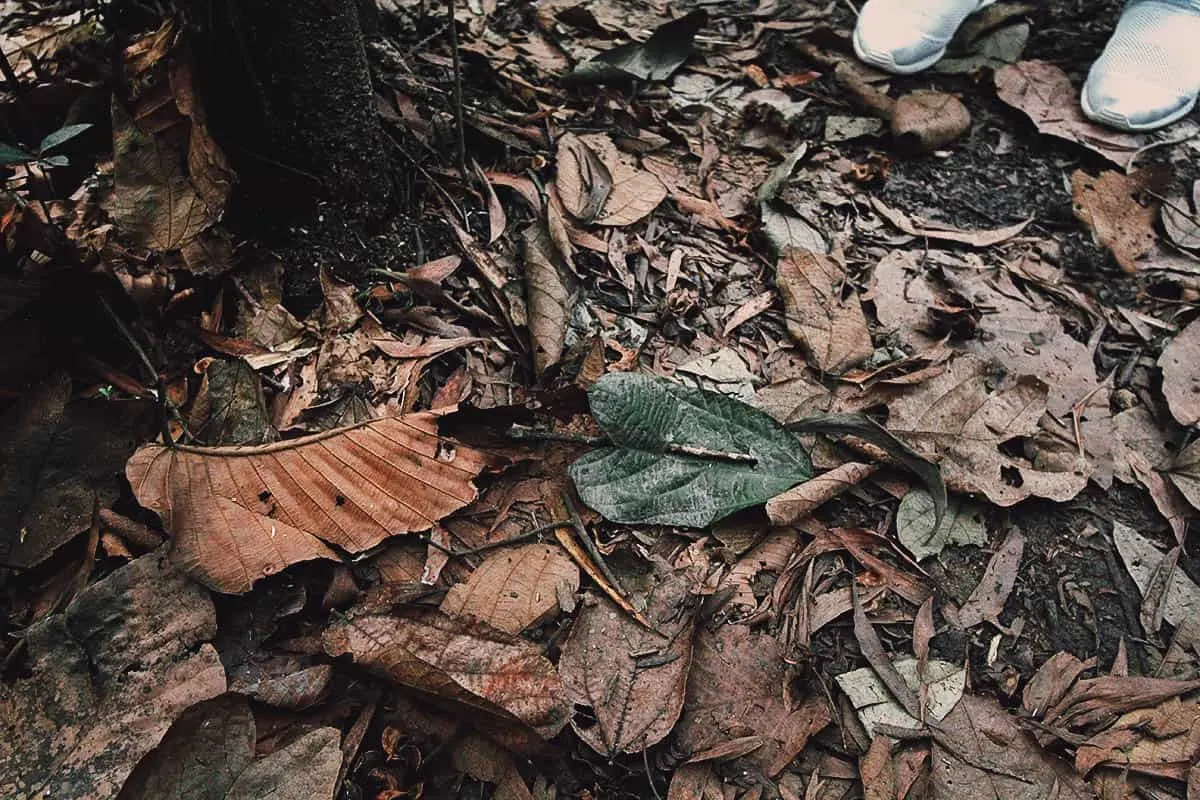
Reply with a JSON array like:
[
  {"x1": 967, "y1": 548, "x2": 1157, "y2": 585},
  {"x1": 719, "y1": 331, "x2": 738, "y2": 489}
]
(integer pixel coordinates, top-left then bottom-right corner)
[
  {"x1": 507, "y1": 425, "x2": 759, "y2": 465},
  {"x1": 96, "y1": 293, "x2": 173, "y2": 444},
  {"x1": 420, "y1": 520, "x2": 573, "y2": 558},
  {"x1": 563, "y1": 491, "x2": 626, "y2": 596},
  {"x1": 446, "y1": 0, "x2": 468, "y2": 177}
]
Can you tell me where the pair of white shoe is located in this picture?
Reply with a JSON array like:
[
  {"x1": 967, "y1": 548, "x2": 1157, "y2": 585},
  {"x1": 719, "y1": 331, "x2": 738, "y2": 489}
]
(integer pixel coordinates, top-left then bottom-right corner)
[{"x1": 853, "y1": 0, "x2": 1200, "y2": 132}]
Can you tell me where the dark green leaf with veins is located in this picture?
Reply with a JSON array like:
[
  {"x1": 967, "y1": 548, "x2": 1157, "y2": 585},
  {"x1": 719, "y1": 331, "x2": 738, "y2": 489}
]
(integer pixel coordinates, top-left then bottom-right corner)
[{"x1": 569, "y1": 373, "x2": 812, "y2": 527}]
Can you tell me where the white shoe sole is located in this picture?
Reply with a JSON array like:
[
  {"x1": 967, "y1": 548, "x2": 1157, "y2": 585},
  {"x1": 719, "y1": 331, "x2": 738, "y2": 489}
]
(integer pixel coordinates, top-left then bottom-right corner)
[{"x1": 1080, "y1": 86, "x2": 1199, "y2": 131}]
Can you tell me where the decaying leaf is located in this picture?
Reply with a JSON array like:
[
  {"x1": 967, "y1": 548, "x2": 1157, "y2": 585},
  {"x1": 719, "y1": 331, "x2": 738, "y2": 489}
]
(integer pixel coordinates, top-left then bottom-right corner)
[
  {"x1": 569, "y1": 373, "x2": 813, "y2": 527},
  {"x1": 676, "y1": 624, "x2": 831, "y2": 777},
  {"x1": 126, "y1": 414, "x2": 489, "y2": 593},
  {"x1": 890, "y1": 91, "x2": 971, "y2": 153},
  {"x1": 1072, "y1": 168, "x2": 1165, "y2": 273},
  {"x1": 450, "y1": 733, "x2": 533, "y2": 800},
  {"x1": 951, "y1": 527, "x2": 1024, "y2": 629},
  {"x1": 523, "y1": 223, "x2": 572, "y2": 375},
  {"x1": 555, "y1": 133, "x2": 667, "y2": 226},
  {"x1": 558, "y1": 575, "x2": 694, "y2": 755},
  {"x1": 932, "y1": 695, "x2": 1095, "y2": 799},
  {"x1": 995, "y1": 60, "x2": 1143, "y2": 168},
  {"x1": 0, "y1": 550, "x2": 226, "y2": 800},
  {"x1": 1158, "y1": 317, "x2": 1200, "y2": 426},
  {"x1": 896, "y1": 488, "x2": 987, "y2": 561},
  {"x1": 440, "y1": 543, "x2": 579, "y2": 635},
  {"x1": 835, "y1": 658, "x2": 966, "y2": 736},
  {"x1": 324, "y1": 608, "x2": 570, "y2": 742},
  {"x1": 1113, "y1": 521, "x2": 1200, "y2": 631},
  {"x1": 777, "y1": 249, "x2": 873, "y2": 374},
  {"x1": 118, "y1": 695, "x2": 255, "y2": 800},
  {"x1": 566, "y1": 11, "x2": 707, "y2": 84},
  {"x1": 104, "y1": 99, "x2": 219, "y2": 252},
  {"x1": 885, "y1": 355, "x2": 1089, "y2": 506},
  {"x1": 224, "y1": 728, "x2": 342, "y2": 800},
  {"x1": 1161, "y1": 180, "x2": 1200, "y2": 251},
  {"x1": 871, "y1": 197, "x2": 1030, "y2": 247},
  {"x1": 1166, "y1": 438, "x2": 1200, "y2": 512}
]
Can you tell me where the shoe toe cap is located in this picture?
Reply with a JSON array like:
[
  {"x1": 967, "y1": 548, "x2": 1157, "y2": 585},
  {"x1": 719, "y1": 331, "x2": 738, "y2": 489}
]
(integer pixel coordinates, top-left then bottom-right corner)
[
  {"x1": 854, "y1": 19, "x2": 945, "y2": 72},
  {"x1": 1083, "y1": 73, "x2": 1196, "y2": 130}
]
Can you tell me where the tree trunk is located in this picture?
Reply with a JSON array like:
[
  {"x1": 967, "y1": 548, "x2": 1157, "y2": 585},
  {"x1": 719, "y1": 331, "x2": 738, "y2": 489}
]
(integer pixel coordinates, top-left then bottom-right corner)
[{"x1": 187, "y1": 0, "x2": 395, "y2": 221}]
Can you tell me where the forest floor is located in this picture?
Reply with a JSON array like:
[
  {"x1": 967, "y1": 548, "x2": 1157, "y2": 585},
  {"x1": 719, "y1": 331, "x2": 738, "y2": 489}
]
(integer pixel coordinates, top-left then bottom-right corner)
[{"x1": 4, "y1": 0, "x2": 1200, "y2": 798}]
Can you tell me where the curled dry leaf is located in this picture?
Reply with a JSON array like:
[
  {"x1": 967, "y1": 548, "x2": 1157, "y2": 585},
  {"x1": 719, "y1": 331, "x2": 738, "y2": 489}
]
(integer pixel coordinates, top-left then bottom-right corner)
[
  {"x1": 1072, "y1": 168, "x2": 1165, "y2": 273},
  {"x1": 0, "y1": 551, "x2": 226, "y2": 800},
  {"x1": 950, "y1": 527, "x2": 1024, "y2": 629},
  {"x1": 776, "y1": 249, "x2": 872, "y2": 374},
  {"x1": 886, "y1": 355, "x2": 1089, "y2": 506},
  {"x1": 1161, "y1": 180, "x2": 1200, "y2": 251},
  {"x1": 557, "y1": 568, "x2": 696, "y2": 756},
  {"x1": 765, "y1": 461, "x2": 878, "y2": 526},
  {"x1": 126, "y1": 414, "x2": 489, "y2": 593},
  {"x1": 1158, "y1": 317, "x2": 1200, "y2": 426},
  {"x1": 555, "y1": 133, "x2": 667, "y2": 227},
  {"x1": 676, "y1": 624, "x2": 832, "y2": 777},
  {"x1": 871, "y1": 197, "x2": 1030, "y2": 247},
  {"x1": 995, "y1": 60, "x2": 1143, "y2": 168},
  {"x1": 890, "y1": 91, "x2": 971, "y2": 153},
  {"x1": 323, "y1": 607, "x2": 570, "y2": 742},
  {"x1": 440, "y1": 543, "x2": 580, "y2": 635},
  {"x1": 523, "y1": 222, "x2": 571, "y2": 375}
]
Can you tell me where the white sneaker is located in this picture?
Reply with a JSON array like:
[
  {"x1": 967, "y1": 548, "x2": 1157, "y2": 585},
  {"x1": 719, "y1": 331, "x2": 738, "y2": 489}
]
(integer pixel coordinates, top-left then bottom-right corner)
[
  {"x1": 1082, "y1": 0, "x2": 1200, "y2": 131},
  {"x1": 853, "y1": 0, "x2": 996, "y2": 74}
]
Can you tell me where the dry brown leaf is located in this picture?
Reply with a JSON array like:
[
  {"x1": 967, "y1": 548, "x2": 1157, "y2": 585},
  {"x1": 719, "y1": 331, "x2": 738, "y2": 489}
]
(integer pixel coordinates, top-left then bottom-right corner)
[
  {"x1": 890, "y1": 91, "x2": 971, "y2": 153},
  {"x1": 722, "y1": 290, "x2": 776, "y2": 337},
  {"x1": 1072, "y1": 169, "x2": 1166, "y2": 273},
  {"x1": 558, "y1": 566, "x2": 696, "y2": 756},
  {"x1": 450, "y1": 732, "x2": 533, "y2": 800},
  {"x1": 1166, "y1": 438, "x2": 1200, "y2": 513},
  {"x1": 717, "y1": 530, "x2": 801, "y2": 613},
  {"x1": 126, "y1": 414, "x2": 488, "y2": 593},
  {"x1": 765, "y1": 462, "x2": 879, "y2": 526},
  {"x1": 995, "y1": 60, "x2": 1144, "y2": 168},
  {"x1": 1023, "y1": 652, "x2": 1097, "y2": 720},
  {"x1": 1040, "y1": 670, "x2": 1200, "y2": 734},
  {"x1": 323, "y1": 607, "x2": 570, "y2": 742},
  {"x1": 0, "y1": 551, "x2": 226, "y2": 800},
  {"x1": 871, "y1": 197, "x2": 1031, "y2": 247},
  {"x1": 667, "y1": 763, "x2": 727, "y2": 799},
  {"x1": 777, "y1": 249, "x2": 872, "y2": 374},
  {"x1": 104, "y1": 98, "x2": 219, "y2": 252},
  {"x1": 440, "y1": 543, "x2": 579, "y2": 635},
  {"x1": 676, "y1": 624, "x2": 832, "y2": 777},
  {"x1": 118, "y1": 695, "x2": 255, "y2": 799},
  {"x1": 931, "y1": 695, "x2": 1095, "y2": 799},
  {"x1": 556, "y1": 133, "x2": 667, "y2": 227},
  {"x1": 224, "y1": 727, "x2": 342, "y2": 800},
  {"x1": 523, "y1": 222, "x2": 571, "y2": 374},
  {"x1": 860, "y1": 736, "x2": 899, "y2": 800},
  {"x1": 886, "y1": 354, "x2": 1089, "y2": 505},
  {"x1": 1159, "y1": 317, "x2": 1200, "y2": 426},
  {"x1": 950, "y1": 527, "x2": 1024, "y2": 629},
  {"x1": 1075, "y1": 695, "x2": 1200, "y2": 780}
]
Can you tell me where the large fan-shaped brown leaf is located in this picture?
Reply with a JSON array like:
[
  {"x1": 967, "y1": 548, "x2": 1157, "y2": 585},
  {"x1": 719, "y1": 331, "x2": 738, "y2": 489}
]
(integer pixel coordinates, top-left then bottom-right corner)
[
  {"x1": 440, "y1": 543, "x2": 579, "y2": 635},
  {"x1": 323, "y1": 607, "x2": 570, "y2": 742},
  {"x1": 126, "y1": 414, "x2": 488, "y2": 593}
]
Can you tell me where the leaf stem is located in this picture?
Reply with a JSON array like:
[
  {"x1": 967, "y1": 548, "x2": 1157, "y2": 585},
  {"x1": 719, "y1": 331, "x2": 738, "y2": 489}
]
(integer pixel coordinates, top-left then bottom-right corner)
[{"x1": 507, "y1": 425, "x2": 759, "y2": 465}]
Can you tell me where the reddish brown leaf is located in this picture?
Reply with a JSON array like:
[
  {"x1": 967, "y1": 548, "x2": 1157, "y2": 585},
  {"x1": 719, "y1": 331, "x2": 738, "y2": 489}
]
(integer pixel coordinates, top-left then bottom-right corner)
[
  {"x1": 1076, "y1": 696, "x2": 1200, "y2": 780},
  {"x1": 555, "y1": 133, "x2": 667, "y2": 227},
  {"x1": 860, "y1": 735, "x2": 898, "y2": 800},
  {"x1": 890, "y1": 91, "x2": 971, "y2": 153},
  {"x1": 677, "y1": 624, "x2": 831, "y2": 777},
  {"x1": 1072, "y1": 169, "x2": 1165, "y2": 273},
  {"x1": 776, "y1": 249, "x2": 872, "y2": 374},
  {"x1": 126, "y1": 414, "x2": 489, "y2": 593},
  {"x1": 667, "y1": 763, "x2": 727, "y2": 799},
  {"x1": 765, "y1": 462, "x2": 878, "y2": 526},
  {"x1": 871, "y1": 197, "x2": 1031, "y2": 247},
  {"x1": 441, "y1": 543, "x2": 579, "y2": 634},
  {"x1": 323, "y1": 607, "x2": 570, "y2": 741}
]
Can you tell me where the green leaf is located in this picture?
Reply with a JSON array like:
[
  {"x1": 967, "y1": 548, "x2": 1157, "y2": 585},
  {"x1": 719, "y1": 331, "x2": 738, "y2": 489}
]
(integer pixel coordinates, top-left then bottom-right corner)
[
  {"x1": 0, "y1": 142, "x2": 36, "y2": 166},
  {"x1": 38, "y1": 123, "x2": 92, "y2": 154},
  {"x1": 565, "y1": 11, "x2": 707, "y2": 84},
  {"x1": 569, "y1": 373, "x2": 812, "y2": 527}
]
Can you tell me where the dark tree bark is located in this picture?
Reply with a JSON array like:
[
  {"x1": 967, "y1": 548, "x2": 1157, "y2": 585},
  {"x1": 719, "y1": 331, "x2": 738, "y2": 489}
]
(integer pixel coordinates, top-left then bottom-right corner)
[{"x1": 187, "y1": 0, "x2": 395, "y2": 221}]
